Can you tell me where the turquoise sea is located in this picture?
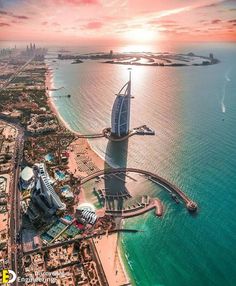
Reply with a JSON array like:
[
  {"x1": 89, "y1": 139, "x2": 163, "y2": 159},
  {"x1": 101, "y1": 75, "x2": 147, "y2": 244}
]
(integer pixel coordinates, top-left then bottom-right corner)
[{"x1": 47, "y1": 42, "x2": 236, "y2": 286}]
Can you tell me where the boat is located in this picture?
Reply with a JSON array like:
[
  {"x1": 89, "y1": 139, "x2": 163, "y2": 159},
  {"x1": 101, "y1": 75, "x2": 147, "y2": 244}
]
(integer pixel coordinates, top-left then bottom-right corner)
[{"x1": 171, "y1": 193, "x2": 180, "y2": 204}]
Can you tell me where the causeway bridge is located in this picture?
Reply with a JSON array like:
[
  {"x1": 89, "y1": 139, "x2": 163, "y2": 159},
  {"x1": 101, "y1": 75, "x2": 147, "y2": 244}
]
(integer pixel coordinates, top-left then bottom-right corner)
[
  {"x1": 75, "y1": 126, "x2": 154, "y2": 141},
  {"x1": 77, "y1": 133, "x2": 105, "y2": 139},
  {"x1": 80, "y1": 168, "x2": 198, "y2": 212},
  {"x1": 75, "y1": 129, "x2": 133, "y2": 140}
]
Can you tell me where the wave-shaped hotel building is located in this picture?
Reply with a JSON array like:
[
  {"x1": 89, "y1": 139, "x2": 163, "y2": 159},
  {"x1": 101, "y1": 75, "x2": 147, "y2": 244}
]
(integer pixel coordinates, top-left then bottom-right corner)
[{"x1": 111, "y1": 70, "x2": 132, "y2": 138}]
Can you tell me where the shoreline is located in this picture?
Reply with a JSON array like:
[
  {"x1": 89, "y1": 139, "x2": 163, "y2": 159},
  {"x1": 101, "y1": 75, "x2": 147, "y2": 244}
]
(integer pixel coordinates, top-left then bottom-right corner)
[
  {"x1": 45, "y1": 63, "x2": 109, "y2": 167},
  {"x1": 45, "y1": 64, "x2": 77, "y2": 134},
  {"x1": 93, "y1": 232, "x2": 130, "y2": 286},
  {"x1": 45, "y1": 62, "x2": 131, "y2": 286}
]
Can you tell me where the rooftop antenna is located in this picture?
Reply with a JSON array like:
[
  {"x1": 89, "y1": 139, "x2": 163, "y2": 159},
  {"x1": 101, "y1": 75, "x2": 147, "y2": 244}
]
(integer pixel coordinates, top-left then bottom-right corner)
[
  {"x1": 128, "y1": 67, "x2": 132, "y2": 81},
  {"x1": 128, "y1": 68, "x2": 132, "y2": 95}
]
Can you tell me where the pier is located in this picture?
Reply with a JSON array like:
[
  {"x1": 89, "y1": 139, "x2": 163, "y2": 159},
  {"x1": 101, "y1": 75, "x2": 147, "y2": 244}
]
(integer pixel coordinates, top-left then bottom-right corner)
[
  {"x1": 80, "y1": 168, "x2": 198, "y2": 212},
  {"x1": 106, "y1": 198, "x2": 163, "y2": 218}
]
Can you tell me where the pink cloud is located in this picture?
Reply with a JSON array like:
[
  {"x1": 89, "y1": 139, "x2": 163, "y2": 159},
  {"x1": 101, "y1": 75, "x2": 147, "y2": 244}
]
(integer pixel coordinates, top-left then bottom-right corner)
[
  {"x1": 52, "y1": 0, "x2": 99, "y2": 5},
  {"x1": 0, "y1": 9, "x2": 29, "y2": 20},
  {"x1": 83, "y1": 21, "x2": 103, "y2": 29},
  {"x1": 212, "y1": 19, "x2": 221, "y2": 24},
  {"x1": 0, "y1": 0, "x2": 235, "y2": 43},
  {"x1": 0, "y1": 22, "x2": 10, "y2": 26}
]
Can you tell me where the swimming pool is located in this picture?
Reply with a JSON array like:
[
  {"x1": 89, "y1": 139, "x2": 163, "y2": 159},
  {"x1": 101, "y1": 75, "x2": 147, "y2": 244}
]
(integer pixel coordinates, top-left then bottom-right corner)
[
  {"x1": 55, "y1": 169, "x2": 66, "y2": 180},
  {"x1": 44, "y1": 153, "x2": 54, "y2": 162},
  {"x1": 64, "y1": 215, "x2": 73, "y2": 221},
  {"x1": 60, "y1": 185, "x2": 70, "y2": 192}
]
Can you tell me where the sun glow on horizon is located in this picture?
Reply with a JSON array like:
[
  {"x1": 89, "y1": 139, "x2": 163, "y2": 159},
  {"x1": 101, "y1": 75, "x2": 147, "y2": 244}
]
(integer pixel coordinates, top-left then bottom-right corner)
[
  {"x1": 0, "y1": 0, "x2": 235, "y2": 43},
  {"x1": 123, "y1": 29, "x2": 158, "y2": 44},
  {"x1": 120, "y1": 44, "x2": 156, "y2": 53}
]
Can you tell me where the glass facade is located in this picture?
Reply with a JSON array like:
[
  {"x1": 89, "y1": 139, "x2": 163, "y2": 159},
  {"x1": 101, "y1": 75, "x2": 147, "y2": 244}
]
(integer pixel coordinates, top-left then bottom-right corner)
[{"x1": 111, "y1": 80, "x2": 131, "y2": 137}]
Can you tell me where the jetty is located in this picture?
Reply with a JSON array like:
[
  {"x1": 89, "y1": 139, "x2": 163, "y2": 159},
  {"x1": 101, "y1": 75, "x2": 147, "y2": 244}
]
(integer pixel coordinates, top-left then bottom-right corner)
[{"x1": 106, "y1": 198, "x2": 163, "y2": 218}]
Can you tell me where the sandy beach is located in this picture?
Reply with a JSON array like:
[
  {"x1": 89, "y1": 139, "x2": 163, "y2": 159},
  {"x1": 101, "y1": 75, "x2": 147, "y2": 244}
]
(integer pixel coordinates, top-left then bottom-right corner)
[
  {"x1": 45, "y1": 64, "x2": 130, "y2": 286},
  {"x1": 93, "y1": 233, "x2": 130, "y2": 286},
  {"x1": 67, "y1": 137, "x2": 104, "y2": 178},
  {"x1": 45, "y1": 65, "x2": 75, "y2": 133},
  {"x1": 45, "y1": 65, "x2": 105, "y2": 177}
]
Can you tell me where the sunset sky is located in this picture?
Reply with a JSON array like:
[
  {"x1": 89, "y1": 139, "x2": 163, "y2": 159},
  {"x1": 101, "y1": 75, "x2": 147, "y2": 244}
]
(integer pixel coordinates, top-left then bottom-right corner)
[{"x1": 0, "y1": 0, "x2": 236, "y2": 44}]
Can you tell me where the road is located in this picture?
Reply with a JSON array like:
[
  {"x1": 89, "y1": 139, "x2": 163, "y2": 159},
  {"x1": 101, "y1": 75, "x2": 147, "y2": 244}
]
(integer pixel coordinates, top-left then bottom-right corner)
[
  {"x1": 22, "y1": 228, "x2": 142, "y2": 256},
  {"x1": 3, "y1": 120, "x2": 24, "y2": 285},
  {"x1": 0, "y1": 56, "x2": 34, "y2": 92},
  {"x1": 0, "y1": 54, "x2": 32, "y2": 282}
]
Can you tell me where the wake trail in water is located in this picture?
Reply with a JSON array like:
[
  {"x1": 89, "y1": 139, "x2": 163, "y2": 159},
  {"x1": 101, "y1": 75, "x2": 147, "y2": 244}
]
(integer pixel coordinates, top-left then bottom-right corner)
[
  {"x1": 221, "y1": 83, "x2": 226, "y2": 113},
  {"x1": 225, "y1": 73, "x2": 231, "y2": 82},
  {"x1": 221, "y1": 70, "x2": 231, "y2": 113}
]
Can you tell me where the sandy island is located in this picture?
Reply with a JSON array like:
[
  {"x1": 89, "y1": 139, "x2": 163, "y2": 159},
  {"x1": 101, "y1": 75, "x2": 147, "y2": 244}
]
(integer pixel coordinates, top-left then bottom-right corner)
[{"x1": 45, "y1": 64, "x2": 130, "y2": 286}]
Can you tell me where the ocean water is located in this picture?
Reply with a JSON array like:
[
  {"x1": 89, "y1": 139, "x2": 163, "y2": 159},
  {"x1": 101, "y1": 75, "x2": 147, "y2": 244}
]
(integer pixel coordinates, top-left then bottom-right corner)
[{"x1": 47, "y1": 42, "x2": 236, "y2": 286}]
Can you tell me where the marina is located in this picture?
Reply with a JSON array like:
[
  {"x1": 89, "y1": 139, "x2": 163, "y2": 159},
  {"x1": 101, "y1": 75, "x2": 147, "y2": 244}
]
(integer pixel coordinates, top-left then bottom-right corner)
[{"x1": 80, "y1": 168, "x2": 198, "y2": 212}]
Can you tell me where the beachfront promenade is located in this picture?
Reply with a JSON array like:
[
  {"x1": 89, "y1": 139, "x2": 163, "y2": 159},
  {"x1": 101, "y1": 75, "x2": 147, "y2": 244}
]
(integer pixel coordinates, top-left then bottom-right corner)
[{"x1": 80, "y1": 168, "x2": 198, "y2": 212}]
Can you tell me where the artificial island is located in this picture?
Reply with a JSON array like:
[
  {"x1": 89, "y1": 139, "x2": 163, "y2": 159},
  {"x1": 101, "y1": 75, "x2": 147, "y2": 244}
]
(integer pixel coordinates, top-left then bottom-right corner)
[
  {"x1": 0, "y1": 44, "x2": 197, "y2": 286},
  {"x1": 58, "y1": 50, "x2": 219, "y2": 67}
]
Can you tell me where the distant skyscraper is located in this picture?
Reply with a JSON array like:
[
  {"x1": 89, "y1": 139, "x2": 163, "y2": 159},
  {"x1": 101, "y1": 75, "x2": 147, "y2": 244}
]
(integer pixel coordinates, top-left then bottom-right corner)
[{"x1": 111, "y1": 69, "x2": 132, "y2": 137}]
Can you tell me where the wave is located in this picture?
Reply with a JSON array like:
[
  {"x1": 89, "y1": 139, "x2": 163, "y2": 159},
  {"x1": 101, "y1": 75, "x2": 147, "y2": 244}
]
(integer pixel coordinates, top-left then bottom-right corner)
[{"x1": 125, "y1": 253, "x2": 134, "y2": 270}]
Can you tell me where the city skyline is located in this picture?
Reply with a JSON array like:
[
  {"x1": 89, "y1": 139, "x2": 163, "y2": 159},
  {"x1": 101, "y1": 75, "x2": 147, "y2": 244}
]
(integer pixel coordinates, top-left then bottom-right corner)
[{"x1": 0, "y1": 0, "x2": 236, "y2": 44}]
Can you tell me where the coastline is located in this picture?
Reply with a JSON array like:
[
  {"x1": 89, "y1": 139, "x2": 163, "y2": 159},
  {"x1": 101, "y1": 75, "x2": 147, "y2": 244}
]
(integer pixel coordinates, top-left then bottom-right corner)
[
  {"x1": 45, "y1": 62, "x2": 131, "y2": 286},
  {"x1": 45, "y1": 64, "x2": 77, "y2": 134},
  {"x1": 93, "y1": 233, "x2": 130, "y2": 286},
  {"x1": 45, "y1": 63, "x2": 109, "y2": 167}
]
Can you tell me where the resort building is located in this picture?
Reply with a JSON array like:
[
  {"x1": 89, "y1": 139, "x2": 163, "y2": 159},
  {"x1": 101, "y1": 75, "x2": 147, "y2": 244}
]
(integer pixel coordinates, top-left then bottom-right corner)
[
  {"x1": 111, "y1": 70, "x2": 132, "y2": 137},
  {"x1": 20, "y1": 166, "x2": 35, "y2": 190},
  {"x1": 79, "y1": 209, "x2": 97, "y2": 225},
  {"x1": 27, "y1": 113, "x2": 58, "y2": 135},
  {"x1": 32, "y1": 163, "x2": 66, "y2": 214},
  {"x1": 76, "y1": 203, "x2": 97, "y2": 225}
]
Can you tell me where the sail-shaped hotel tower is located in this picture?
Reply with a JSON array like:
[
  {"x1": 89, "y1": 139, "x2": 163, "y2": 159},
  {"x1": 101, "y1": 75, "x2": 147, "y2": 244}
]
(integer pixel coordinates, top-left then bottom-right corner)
[{"x1": 111, "y1": 70, "x2": 132, "y2": 137}]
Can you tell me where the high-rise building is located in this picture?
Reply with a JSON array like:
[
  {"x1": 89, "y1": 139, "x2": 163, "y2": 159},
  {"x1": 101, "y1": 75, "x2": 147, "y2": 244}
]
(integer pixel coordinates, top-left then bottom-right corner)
[
  {"x1": 111, "y1": 70, "x2": 132, "y2": 137},
  {"x1": 32, "y1": 163, "x2": 66, "y2": 214}
]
